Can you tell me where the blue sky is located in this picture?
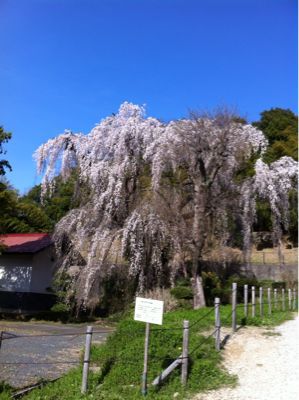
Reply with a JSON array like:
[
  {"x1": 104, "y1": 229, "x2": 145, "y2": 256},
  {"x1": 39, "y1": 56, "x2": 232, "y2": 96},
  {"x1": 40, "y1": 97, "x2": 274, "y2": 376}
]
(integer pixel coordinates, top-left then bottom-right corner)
[{"x1": 0, "y1": 0, "x2": 297, "y2": 193}]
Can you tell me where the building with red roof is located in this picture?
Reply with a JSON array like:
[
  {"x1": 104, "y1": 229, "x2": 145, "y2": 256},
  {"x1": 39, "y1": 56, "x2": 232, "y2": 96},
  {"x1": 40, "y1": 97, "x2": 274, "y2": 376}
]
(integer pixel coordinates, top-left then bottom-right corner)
[{"x1": 0, "y1": 233, "x2": 56, "y2": 313}]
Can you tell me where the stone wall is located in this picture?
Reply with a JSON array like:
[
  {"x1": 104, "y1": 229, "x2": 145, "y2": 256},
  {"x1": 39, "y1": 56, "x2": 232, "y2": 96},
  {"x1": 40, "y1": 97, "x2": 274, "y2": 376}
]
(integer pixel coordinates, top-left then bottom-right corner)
[{"x1": 242, "y1": 263, "x2": 298, "y2": 283}]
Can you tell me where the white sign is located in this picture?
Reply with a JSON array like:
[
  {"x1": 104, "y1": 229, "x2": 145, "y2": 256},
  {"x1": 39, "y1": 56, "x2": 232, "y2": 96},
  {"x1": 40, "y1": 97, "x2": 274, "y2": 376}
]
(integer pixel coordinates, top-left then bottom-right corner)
[{"x1": 134, "y1": 297, "x2": 164, "y2": 325}]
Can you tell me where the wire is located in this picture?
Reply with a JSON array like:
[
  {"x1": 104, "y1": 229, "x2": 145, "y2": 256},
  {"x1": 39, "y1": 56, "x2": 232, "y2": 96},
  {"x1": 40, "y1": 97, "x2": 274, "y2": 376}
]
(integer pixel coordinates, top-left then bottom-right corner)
[
  {"x1": 189, "y1": 328, "x2": 217, "y2": 355},
  {"x1": 0, "y1": 361, "x2": 80, "y2": 365},
  {"x1": 189, "y1": 307, "x2": 215, "y2": 329},
  {"x1": 1, "y1": 329, "x2": 113, "y2": 341}
]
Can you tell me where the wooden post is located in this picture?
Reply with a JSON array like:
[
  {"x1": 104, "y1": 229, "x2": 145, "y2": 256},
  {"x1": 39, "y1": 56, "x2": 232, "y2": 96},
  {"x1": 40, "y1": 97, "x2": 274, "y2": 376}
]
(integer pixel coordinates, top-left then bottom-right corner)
[
  {"x1": 251, "y1": 286, "x2": 256, "y2": 317},
  {"x1": 142, "y1": 322, "x2": 150, "y2": 396},
  {"x1": 232, "y1": 282, "x2": 237, "y2": 332},
  {"x1": 263, "y1": 252, "x2": 265, "y2": 264},
  {"x1": 293, "y1": 289, "x2": 297, "y2": 311},
  {"x1": 181, "y1": 320, "x2": 189, "y2": 385},
  {"x1": 288, "y1": 288, "x2": 292, "y2": 310},
  {"x1": 81, "y1": 326, "x2": 93, "y2": 394},
  {"x1": 274, "y1": 288, "x2": 277, "y2": 310},
  {"x1": 267, "y1": 288, "x2": 272, "y2": 315},
  {"x1": 259, "y1": 287, "x2": 263, "y2": 317},
  {"x1": 214, "y1": 298, "x2": 221, "y2": 351},
  {"x1": 244, "y1": 285, "x2": 248, "y2": 318},
  {"x1": 282, "y1": 288, "x2": 286, "y2": 311}
]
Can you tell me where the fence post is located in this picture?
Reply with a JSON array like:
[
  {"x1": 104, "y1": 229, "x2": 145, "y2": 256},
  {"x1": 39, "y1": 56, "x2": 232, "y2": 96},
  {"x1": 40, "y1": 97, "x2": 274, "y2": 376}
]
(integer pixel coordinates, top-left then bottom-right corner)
[
  {"x1": 259, "y1": 287, "x2": 263, "y2": 317},
  {"x1": 288, "y1": 289, "x2": 292, "y2": 310},
  {"x1": 244, "y1": 284, "x2": 248, "y2": 318},
  {"x1": 232, "y1": 282, "x2": 237, "y2": 332},
  {"x1": 262, "y1": 252, "x2": 265, "y2": 264},
  {"x1": 293, "y1": 289, "x2": 297, "y2": 311},
  {"x1": 181, "y1": 320, "x2": 189, "y2": 385},
  {"x1": 81, "y1": 326, "x2": 93, "y2": 394},
  {"x1": 267, "y1": 288, "x2": 272, "y2": 315},
  {"x1": 142, "y1": 323, "x2": 150, "y2": 396},
  {"x1": 214, "y1": 298, "x2": 221, "y2": 351},
  {"x1": 251, "y1": 286, "x2": 256, "y2": 317},
  {"x1": 274, "y1": 288, "x2": 277, "y2": 310},
  {"x1": 282, "y1": 288, "x2": 285, "y2": 311}
]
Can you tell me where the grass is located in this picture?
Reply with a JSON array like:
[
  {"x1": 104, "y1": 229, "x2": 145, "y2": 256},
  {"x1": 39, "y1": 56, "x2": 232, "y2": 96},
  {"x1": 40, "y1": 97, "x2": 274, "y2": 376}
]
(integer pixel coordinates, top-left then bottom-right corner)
[{"x1": 8, "y1": 302, "x2": 295, "y2": 400}]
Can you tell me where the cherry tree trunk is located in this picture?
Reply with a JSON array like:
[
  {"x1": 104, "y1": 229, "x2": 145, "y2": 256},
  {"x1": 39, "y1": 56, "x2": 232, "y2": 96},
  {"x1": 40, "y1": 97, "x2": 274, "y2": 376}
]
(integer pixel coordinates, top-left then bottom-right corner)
[
  {"x1": 192, "y1": 181, "x2": 208, "y2": 309},
  {"x1": 192, "y1": 273, "x2": 206, "y2": 309}
]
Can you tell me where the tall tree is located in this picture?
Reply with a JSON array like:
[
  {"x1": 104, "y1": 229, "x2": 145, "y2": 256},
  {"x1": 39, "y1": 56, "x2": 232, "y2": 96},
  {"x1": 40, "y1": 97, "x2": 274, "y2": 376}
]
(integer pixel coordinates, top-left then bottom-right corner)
[
  {"x1": 0, "y1": 126, "x2": 12, "y2": 176},
  {"x1": 34, "y1": 103, "x2": 297, "y2": 311},
  {"x1": 253, "y1": 108, "x2": 298, "y2": 243},
  {"x1": 253, "y1": 108, "x2": 298, "y2": 163},
  {"x1": 0, "y1": 180, "x2": 52, "y2": 234}
]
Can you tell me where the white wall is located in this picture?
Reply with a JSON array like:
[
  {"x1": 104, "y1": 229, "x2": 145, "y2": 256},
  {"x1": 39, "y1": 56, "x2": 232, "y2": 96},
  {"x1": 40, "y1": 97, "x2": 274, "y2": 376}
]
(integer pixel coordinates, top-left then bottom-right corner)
[
  {"x1": 30, "y1": 247, "x2": 55, "y2": 293},
  {"x1": 0, "y1": 247, "x2": 55, "y2": 294}
]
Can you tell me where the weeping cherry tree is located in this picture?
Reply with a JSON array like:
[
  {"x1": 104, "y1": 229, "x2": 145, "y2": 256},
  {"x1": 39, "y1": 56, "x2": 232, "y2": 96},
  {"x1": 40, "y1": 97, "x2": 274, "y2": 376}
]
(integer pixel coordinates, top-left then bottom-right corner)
[{"x1": 34, "y1": 103, "x2": 298, "y2": 310}]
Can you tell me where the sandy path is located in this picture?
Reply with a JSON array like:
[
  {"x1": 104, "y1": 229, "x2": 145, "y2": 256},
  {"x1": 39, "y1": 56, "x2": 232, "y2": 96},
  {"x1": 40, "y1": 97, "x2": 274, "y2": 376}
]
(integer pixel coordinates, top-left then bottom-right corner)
[{"x1": 194, "y1": 316, "x2": 299, "y2": 400}]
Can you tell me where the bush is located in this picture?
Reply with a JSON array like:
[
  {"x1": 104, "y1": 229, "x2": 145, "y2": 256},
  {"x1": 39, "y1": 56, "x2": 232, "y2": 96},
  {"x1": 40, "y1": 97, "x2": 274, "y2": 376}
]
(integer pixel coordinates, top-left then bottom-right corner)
[
  {"x1": 202, "y1": 272, "x2": 222, "y2": 306},
  {"x1": 272, "y1": 281, "x2": 286, "y2": 289},
  {"x1": 50, "y1": 302, "x2": 71, "y2": 322},
  {"x1": 170, "y1": 286, "x2": 193, "y2": 300}
]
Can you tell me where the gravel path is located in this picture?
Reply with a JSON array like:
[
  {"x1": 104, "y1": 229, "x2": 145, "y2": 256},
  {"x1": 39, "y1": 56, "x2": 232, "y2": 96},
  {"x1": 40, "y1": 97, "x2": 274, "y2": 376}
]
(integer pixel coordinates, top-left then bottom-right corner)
[
  {"x1": 0, "y1": 321, "x2": 113, "y2": 388},
  {"x1": 194, "y1": 316, "x2": 299, "y2": 400}
]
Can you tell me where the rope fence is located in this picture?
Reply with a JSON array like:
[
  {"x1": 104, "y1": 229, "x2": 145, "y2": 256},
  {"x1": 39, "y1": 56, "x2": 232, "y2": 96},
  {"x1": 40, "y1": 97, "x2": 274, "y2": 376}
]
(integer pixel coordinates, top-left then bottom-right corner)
[{"x1": 0, "y1": 283, "x2": 297, "y2": 397}]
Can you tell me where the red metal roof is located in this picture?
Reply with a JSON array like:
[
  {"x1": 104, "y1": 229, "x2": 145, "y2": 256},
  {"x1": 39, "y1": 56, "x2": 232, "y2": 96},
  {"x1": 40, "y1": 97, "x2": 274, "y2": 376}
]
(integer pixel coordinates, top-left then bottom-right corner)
[{"x1": 0, "y1": 233, "x2": 53, "y2": 253}]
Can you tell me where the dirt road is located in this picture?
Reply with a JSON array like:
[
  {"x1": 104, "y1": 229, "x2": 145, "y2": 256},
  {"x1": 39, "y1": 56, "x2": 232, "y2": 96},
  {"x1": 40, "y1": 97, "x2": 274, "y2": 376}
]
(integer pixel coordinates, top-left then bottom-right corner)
[{"x1": 0, "y1": 320, "x2": 112, "y2": 388}]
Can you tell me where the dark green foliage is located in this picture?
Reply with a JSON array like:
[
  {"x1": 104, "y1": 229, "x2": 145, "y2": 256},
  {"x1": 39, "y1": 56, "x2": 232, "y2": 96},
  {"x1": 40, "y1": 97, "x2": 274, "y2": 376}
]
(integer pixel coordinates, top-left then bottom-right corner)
[
  {"x1": 170, "y1": 286, "x2": 193, "y2": 300},
  {"x1": 0, "y1": 126, "x2": 12, "y2": 176},
  {"x1": 254, "y1": 200, "x2": 272, "y2": 232},
  {"x1": 234, "y1": 153, "x2": 259, "y2": 183},
  {"x1": 22, "y1": 170, "x2": 88, "y2": 225},
  {"x1": 202, "y1": 272, "x2": 222, "y2": 306},
  {"x1": 50, "y1": 303, "x2": 71, "y2": 322},
  {"x1": 0, "y1": 181, "x2": 52, "y2": 234},
  {"x1": 271, "y1": 281, "x2": 286, "y2": 290},
  {"x1": 288, "y1": 189, "x2": 298, "y2": 245},
  {"x1": 253, "y1": 108, "x2": 298, "y2": 162},
  {"x1": 252, "y1": 108, "x2": 298, "y2": 239},
  {"x1": 0, "y1": 381, "x2": 13, "y2": 397}
]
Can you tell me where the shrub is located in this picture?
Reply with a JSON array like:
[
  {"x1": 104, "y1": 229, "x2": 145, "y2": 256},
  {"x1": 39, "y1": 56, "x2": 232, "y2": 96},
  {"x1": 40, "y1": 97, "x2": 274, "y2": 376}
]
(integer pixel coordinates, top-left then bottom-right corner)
[
  {"x1": 170, "y1": 286, "x2": 193, "y2": 300},
  {"x1": 50, "y1": 302, "x2": 71, "y2": 322},
  {"x1": 272, "y1": 281, "x2": 286, "y2": 289}
]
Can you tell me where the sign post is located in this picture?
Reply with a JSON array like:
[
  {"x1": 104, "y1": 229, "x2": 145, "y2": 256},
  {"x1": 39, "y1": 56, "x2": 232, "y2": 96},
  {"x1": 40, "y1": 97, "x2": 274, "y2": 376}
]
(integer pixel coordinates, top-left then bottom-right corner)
[
  {"x1": 142, "y1": 322, "x2": 150, "y2": 395},
  {"x1": 134, "y1": 297, "x2": 164, "y2": 396}
]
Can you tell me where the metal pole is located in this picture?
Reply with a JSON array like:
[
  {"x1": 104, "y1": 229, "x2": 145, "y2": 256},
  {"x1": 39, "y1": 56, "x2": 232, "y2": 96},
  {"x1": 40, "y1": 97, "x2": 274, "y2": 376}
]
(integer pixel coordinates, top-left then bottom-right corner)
[
  {"x1": 268, "y1": 288, "x2": 272, "y2": 315},
  {"x1": 181, "y1": 320, "x2": 189, "y2": 385},
  {"x1": 232, "y1": 282, "x2": 237, "y2": 332},
  {"x1": 293, "y1": 289, "x2": 297, "y2": 311},
  {"x1": 81, "y1": 326, "x2": 93, "y2": 394},
  {"x1": 259, "y1": 287, "x2": 263, "y2": 317},
  {"x1": 251, "y1": 286, "x2": 256, "y2": 317},
  {"x1": 142, "y1": 322, "x2": 150, "y2": 396},
  {"x1": 274, "y1": 288, "x2": 277, "y2": 310},
  {"x1": 244, "y1": 284, "x2": 248, "y2": 318},
  {"x1": 214, "y1": 298, "x2": 221, "y2": 351},
  {"x1": 288, "y1": 288, "x2": 292, "y2": 310}
]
